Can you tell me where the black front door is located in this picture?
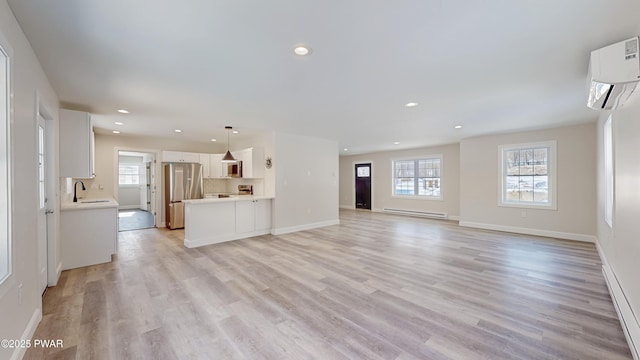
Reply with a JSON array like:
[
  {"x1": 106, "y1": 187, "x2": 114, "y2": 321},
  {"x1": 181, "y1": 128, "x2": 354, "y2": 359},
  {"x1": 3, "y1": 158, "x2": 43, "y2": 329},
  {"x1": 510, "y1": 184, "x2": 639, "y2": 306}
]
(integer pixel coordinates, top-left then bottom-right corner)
[{"x1": 355, "y1": 163, "x2": 371, "y2": 210}]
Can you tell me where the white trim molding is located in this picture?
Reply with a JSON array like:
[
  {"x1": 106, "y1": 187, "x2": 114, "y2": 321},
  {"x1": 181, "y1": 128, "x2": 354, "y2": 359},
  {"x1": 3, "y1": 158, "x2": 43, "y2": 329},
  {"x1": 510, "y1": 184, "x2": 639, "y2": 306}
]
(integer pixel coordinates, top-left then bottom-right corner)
[
  {"x1": 339, "y1": 204, "x2": 355, "y2": 210},
  {"x1": 597, "y1": 242, "x2": 640, "y2": 360},
  {"x1": 459, "y1": 221, "x2": 596, "y2": 243},
  {"x1": 271, "y1": 219, "x2": 340, "y2": 236},
  {"x1": 10, "y1": 308, "x2": 42, "y2": 360}
]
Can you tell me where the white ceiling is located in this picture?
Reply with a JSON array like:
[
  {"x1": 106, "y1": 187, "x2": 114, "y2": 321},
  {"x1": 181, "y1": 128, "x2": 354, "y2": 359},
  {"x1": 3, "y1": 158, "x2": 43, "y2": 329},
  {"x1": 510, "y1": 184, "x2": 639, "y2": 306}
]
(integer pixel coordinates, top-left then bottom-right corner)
[{"x1": 8, "y1": 0, "x2": 640, "y2": 154}]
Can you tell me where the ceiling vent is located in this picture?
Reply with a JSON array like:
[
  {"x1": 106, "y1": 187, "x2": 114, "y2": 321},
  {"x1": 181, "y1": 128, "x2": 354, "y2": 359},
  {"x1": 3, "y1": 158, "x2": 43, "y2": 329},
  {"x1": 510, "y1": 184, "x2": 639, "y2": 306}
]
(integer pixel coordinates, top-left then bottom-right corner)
[{"x1": 587, "y1": 36, "x2": 640, "y2": 110}]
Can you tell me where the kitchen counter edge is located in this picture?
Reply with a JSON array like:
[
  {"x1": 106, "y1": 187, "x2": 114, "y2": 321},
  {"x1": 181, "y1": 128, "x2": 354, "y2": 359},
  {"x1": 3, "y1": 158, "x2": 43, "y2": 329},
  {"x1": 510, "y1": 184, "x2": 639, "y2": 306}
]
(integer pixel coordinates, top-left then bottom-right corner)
[{"x1": 61, "y1": 198, "x2": 119, "y2": 211}]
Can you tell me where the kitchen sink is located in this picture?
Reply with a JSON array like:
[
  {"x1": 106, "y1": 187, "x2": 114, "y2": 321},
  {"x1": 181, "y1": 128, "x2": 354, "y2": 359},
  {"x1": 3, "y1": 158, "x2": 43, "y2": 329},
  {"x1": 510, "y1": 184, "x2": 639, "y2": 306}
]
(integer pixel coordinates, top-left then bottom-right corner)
[{"x1": 80, "y1": 200, "x2": 110, "y2": 203}]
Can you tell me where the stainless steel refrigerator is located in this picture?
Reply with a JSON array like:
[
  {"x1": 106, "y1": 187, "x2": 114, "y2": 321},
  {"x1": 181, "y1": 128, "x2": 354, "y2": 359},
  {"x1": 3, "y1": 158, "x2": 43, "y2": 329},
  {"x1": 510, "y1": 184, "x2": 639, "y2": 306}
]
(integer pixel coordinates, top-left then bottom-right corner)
[{"x1": 164, "y1": 163, "x2": 203, "y2": 229}]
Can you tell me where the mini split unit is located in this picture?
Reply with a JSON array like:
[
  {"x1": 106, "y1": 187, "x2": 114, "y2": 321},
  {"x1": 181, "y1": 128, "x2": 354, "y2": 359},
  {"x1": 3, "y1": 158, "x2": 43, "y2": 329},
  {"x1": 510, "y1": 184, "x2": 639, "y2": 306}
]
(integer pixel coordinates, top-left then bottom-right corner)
[{"x1": 588, "y1": 36, "x2": 640, "y2": 110}]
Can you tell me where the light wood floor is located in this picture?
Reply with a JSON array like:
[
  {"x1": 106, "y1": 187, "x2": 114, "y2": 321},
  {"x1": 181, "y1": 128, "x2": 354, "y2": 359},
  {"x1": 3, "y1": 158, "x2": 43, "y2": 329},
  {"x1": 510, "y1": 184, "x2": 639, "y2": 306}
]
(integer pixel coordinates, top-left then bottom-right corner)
[{"x1": 26, "y1": 210, "x2": 631, "y2": 359}]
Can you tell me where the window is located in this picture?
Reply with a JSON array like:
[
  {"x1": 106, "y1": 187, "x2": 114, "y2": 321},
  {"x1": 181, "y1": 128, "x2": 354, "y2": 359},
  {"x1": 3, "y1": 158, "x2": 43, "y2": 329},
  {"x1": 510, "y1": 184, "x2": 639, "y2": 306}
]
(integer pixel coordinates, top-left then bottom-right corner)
[
  {"x1": 393, "y1": 157, "x2": 441, "y2": 198},
  {"x1": 119, "y1": 164, "x2": 141, "y2": 185},
  {"x1": 500, "y1": 141, "x2": 556, "y2": 209},
  {"x1": 1, "y1": 39, "x2": 11, "y2": 284},
  {"x1": 604, "y1": 116, "x2": 613, "y2": 227}
]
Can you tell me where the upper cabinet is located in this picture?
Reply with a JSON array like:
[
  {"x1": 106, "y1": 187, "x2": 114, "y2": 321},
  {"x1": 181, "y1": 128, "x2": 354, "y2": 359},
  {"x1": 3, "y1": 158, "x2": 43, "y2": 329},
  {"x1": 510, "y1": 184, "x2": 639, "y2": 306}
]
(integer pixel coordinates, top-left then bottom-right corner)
[
  {"x1": 60, "y1": 109, "x2": 95, "y2": 178},
  {"x1": 161, "y1": 151, "x2": 200, "y2": 163},
  {"x1": 199, "y1": 153, "x2": 211, "y2": 178},
  {"x1": 209, "y1": 153, "x2": 225, "y2": 178},
  {"x1": 240, "y1": 147, "x2": 265, "y2": 179}
]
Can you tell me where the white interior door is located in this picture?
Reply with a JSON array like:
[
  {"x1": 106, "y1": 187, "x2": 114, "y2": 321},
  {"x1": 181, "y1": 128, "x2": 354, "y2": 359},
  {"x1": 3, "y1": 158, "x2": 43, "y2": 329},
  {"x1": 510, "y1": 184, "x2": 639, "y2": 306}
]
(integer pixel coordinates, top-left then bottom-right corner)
[{"x1": 37, "y1": 114, "x2": 47, "y2": 294}]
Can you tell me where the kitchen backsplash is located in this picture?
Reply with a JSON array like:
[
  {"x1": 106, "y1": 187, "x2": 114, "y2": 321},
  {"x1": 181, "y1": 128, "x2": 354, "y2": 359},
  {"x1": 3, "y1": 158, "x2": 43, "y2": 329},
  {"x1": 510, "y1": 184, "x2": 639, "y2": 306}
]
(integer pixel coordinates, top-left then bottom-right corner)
[{"x1": 203, "y1": 178, "x2": 264, "y2": 195}]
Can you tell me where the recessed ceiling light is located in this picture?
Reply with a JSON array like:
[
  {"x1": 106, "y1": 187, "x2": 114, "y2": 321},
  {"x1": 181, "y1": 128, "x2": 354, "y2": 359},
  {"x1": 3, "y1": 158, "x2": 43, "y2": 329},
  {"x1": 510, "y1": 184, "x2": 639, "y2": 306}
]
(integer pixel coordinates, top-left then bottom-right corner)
[
  {"x1": 454, "y1": 125, "x2": 463, "y2": 129},
  {"x1": 405, "y1": 102, "x2": 418, "y2": 107},
  {"x1": 117, "y1": 109, "x2": 129, "y2": 114},
  {"x1": 294, "y1": 45, "x2": 311, "y2": 56},
  {"x1": 174, "y1": 129, "x2": 182, "y2": 133},
  {"x1": 232, "y1": 130, "x2": 239, "y2": 134},
  {"x1": 211, "y1": 138, "x2": 217, "y2": 142},
  {"x1": 114, "y1": 122, "x2": 124, "y2": 126},
  {"x1": 343, "y1": 148, "x2": 348, "y2": 151},
  {"x1": 393, "y1": 141, "x2": 400, "y2": 145},
  {"x1": 112, "y1": 130, "x2": 120, "y2": 134}
]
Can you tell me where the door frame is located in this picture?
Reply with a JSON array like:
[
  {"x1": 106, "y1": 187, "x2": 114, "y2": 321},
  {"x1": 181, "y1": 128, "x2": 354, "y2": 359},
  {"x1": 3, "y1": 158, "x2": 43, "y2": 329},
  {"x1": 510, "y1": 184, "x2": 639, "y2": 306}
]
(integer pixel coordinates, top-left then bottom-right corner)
[
  {"x1": 35, "y1": 93, "x2": 59, "y2": 286},
  {"x1": 113, "y1": 147, "x2": 162, "y2": 227},
  {"x1": 352, "y1": 160, "x2": 374, "y2": 210}
]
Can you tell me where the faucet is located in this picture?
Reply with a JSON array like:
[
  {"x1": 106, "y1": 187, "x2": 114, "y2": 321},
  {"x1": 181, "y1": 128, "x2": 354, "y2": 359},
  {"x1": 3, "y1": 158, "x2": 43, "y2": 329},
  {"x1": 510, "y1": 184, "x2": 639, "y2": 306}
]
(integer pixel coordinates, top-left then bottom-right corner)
[{"x1": 73, "y1": 180, "x2": 86, "y2": 202}]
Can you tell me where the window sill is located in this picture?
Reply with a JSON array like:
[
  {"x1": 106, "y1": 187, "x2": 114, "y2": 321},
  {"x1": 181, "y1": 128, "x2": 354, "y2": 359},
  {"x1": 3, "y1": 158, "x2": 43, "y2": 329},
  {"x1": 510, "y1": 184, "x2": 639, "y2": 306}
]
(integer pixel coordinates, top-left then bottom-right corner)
[{"x1": 498, "y1": 202, "x2": 557, "y2": 211}]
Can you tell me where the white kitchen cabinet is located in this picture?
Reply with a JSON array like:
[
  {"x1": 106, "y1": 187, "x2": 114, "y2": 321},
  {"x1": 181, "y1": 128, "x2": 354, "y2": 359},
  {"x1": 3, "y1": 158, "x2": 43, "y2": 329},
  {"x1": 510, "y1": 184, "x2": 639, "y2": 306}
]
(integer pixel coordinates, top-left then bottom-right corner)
[
  {"x1": 254, "y1": 199, "x2": 272, "y2": 231},
  {"x1": 199, "y1": 153, "x2": 211, "y2": 178},
  {"x1": 61, "y1": 205, "x2": 117, "y2": 270},
  {"x1": 235, "y1": 199, "x2": 272, "y2": 233},
  {"x1": 184, "y1": 197, "x2": 273, "y2": 247},
  {"x1": 240, "y1": 147, "x2": 265, "y2": 178},
  {"x1": 59, "y1": 109, "x2": 94, "y2": 178},
  {"x1": 210, "y1": 153, "x2": 224, "y2": 178},
  {"x1": 235, "y1": 200, "x2": 255, "y2": 233},
  {"x1": 162, "y1": 151, "x2": 199, "y2": 163}
]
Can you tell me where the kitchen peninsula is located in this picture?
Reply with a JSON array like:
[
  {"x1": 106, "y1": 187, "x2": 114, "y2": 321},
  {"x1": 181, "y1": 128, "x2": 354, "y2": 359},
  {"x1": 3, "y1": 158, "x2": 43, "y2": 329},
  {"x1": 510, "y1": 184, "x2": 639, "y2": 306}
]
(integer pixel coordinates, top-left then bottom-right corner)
[{"x1": 183, "y1": 195, "x2": 273, "y2": 248}]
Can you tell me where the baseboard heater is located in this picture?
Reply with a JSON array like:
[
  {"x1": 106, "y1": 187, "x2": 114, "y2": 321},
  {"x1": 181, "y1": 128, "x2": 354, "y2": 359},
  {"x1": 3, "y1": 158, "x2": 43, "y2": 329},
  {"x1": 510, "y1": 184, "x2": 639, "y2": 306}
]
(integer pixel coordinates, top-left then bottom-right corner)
[{"x1": 383, "y1": 208, "x2": 447, "y2": 220}]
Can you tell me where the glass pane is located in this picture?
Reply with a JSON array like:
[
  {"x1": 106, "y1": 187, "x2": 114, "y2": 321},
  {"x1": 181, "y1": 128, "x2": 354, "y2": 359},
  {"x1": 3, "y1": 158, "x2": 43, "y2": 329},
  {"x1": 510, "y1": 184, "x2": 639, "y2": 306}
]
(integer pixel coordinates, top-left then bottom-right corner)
[
  {"x1": 533, "y1": 175, "x2": 549, "y2": 202},
  {"x1": 505, "y1": 150, "x2": 520, "y2": 175},
  {"x1": 394, "y1": 178, "x2": 414, "y2": 195},
  {"x1": 418, "y1": 177, "x2": 441, "y2": 196},
  {"x1": 357, "y1": 167, "x2": 370, "y2": 177},
  {"x1": 395, "y1": 160, "x2": 414, "y2": 178}
]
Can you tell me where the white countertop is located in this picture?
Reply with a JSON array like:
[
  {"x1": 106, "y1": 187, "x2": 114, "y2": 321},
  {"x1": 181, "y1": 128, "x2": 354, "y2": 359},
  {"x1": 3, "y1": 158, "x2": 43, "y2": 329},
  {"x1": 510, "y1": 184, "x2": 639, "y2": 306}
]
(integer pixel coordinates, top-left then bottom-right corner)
[
  {"x1": 61, "y1": 198, "x2": 119, "y2": 211},
  {"x1": 183, "y1": 195, "x2": 274, "y2": 204}
]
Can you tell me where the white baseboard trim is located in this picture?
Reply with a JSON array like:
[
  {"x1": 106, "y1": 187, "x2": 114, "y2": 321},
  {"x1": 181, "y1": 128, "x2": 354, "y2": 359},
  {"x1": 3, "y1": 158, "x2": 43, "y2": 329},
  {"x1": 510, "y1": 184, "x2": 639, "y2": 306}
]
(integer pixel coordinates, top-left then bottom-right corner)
[
  {"x1": 48, "y1": 262, "x2": 62, "y2": 287},
  {"x1": 271, "y1": 219, "x2": 340, "y2": 236},
  {"x1": 184, "y1": 229, "x2": 271, "y2": 248},
  {"x1": 602, "y1": 262, "x2": 640, "y2": 360},
  {"x1": 458, "y1": 221, "x2": 596, "y2": 243},
  {"x1": 10, "y1": 308, "x2": 42, "y2": 360},
  {"x1": 339, "y1": 205, "x2": 355, "y2": 210},
  {"x1": 448, "y1": 215, "x2": 460, "y2": 221}
]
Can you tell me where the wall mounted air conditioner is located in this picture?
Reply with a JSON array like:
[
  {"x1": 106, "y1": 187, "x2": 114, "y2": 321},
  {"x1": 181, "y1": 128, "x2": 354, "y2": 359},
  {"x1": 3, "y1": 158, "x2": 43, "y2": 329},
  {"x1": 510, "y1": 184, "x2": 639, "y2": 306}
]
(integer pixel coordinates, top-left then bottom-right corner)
[{"x1": 587, "y1": 36, "x2": 640, "y2": 110}]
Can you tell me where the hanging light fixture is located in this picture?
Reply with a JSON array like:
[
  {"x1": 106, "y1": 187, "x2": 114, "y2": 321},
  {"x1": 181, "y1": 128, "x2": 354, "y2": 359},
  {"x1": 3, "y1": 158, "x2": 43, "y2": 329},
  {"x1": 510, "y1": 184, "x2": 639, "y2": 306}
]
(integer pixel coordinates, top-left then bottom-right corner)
[{"x1": 221, "y1": 126, "x2": 236, "y2": 162}]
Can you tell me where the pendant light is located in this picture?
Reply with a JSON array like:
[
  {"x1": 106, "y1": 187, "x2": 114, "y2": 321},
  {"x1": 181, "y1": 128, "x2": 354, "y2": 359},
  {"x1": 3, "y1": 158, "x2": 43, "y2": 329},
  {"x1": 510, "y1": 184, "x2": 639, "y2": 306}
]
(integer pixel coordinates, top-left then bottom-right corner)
[{"x1": 221, "y1": 126, "x2": 236, "y2": 162}]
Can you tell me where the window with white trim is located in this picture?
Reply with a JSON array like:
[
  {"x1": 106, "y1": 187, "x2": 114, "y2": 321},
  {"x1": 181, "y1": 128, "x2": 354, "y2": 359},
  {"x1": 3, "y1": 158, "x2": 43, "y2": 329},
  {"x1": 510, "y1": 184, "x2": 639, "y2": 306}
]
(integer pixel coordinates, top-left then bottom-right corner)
[
  {"x1": 393, "y1": 157, "x2": 441, "y2": 198},
  {"x1": 1, "y1": 39, "x2": 11, "y2": 284},
  {"x1": 604, "y1": 115, "x2": 613, "y2": 227},
  {"x1": 118, "y1": 164, "x2": 141, "y2": 185},
  {"x1": 500, "y1": 141, "x2": 556, "y2": 208}
]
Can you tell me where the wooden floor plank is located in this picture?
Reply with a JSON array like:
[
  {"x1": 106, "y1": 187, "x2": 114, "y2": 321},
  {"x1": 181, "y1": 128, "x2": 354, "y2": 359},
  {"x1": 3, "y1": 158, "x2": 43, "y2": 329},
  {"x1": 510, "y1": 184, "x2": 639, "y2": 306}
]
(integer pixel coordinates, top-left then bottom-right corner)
[{"x1": 25, "y1": 209, "x2": 632, "y2": 359}]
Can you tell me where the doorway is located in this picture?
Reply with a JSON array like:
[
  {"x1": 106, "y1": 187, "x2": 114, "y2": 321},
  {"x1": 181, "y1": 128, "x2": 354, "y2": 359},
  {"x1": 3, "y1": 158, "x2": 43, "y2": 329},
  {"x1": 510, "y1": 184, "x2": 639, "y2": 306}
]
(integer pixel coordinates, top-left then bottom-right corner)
[
  {"x1": 355, "y1": 163, "x2": 372, "y2": 210},
  {"x1": 117, "y1": 151, "x2": 156, "y2": 231}
]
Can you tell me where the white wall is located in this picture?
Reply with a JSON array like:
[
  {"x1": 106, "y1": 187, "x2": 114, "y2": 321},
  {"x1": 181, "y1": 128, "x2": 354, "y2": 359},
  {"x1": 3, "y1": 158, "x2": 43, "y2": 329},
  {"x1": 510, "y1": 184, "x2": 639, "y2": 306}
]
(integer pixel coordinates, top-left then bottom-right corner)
[
  {"x1": 0, "y1": 1, "x2": 60, "y2": 358},
  {"x1": 272, "y1": 132, "x2": 339, "y2": 234},
  {"x1": 596, "y1": 101, "x2": 640, "y2": 333},
  {"x1": 459, "y1": 123, "x2": 597, "y2": 241},
  {"x1": 339, "y1": 143, "x2": 460, "y2": 219}
]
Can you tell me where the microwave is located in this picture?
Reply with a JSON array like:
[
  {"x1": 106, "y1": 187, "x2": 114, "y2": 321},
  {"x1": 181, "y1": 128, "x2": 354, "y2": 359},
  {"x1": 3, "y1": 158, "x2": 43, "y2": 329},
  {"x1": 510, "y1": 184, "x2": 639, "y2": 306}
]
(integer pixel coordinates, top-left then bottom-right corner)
[{"x1": 227, "y1": 161, "x2": 243, "y2": 178}]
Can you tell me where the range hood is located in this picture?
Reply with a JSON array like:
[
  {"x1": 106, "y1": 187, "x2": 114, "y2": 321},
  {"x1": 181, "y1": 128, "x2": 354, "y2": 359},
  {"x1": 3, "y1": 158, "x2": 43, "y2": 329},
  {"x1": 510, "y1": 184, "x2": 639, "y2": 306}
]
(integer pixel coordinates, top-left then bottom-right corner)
[{"x1": 587, "y1": 37, "x2": 640, "y2": 110}]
